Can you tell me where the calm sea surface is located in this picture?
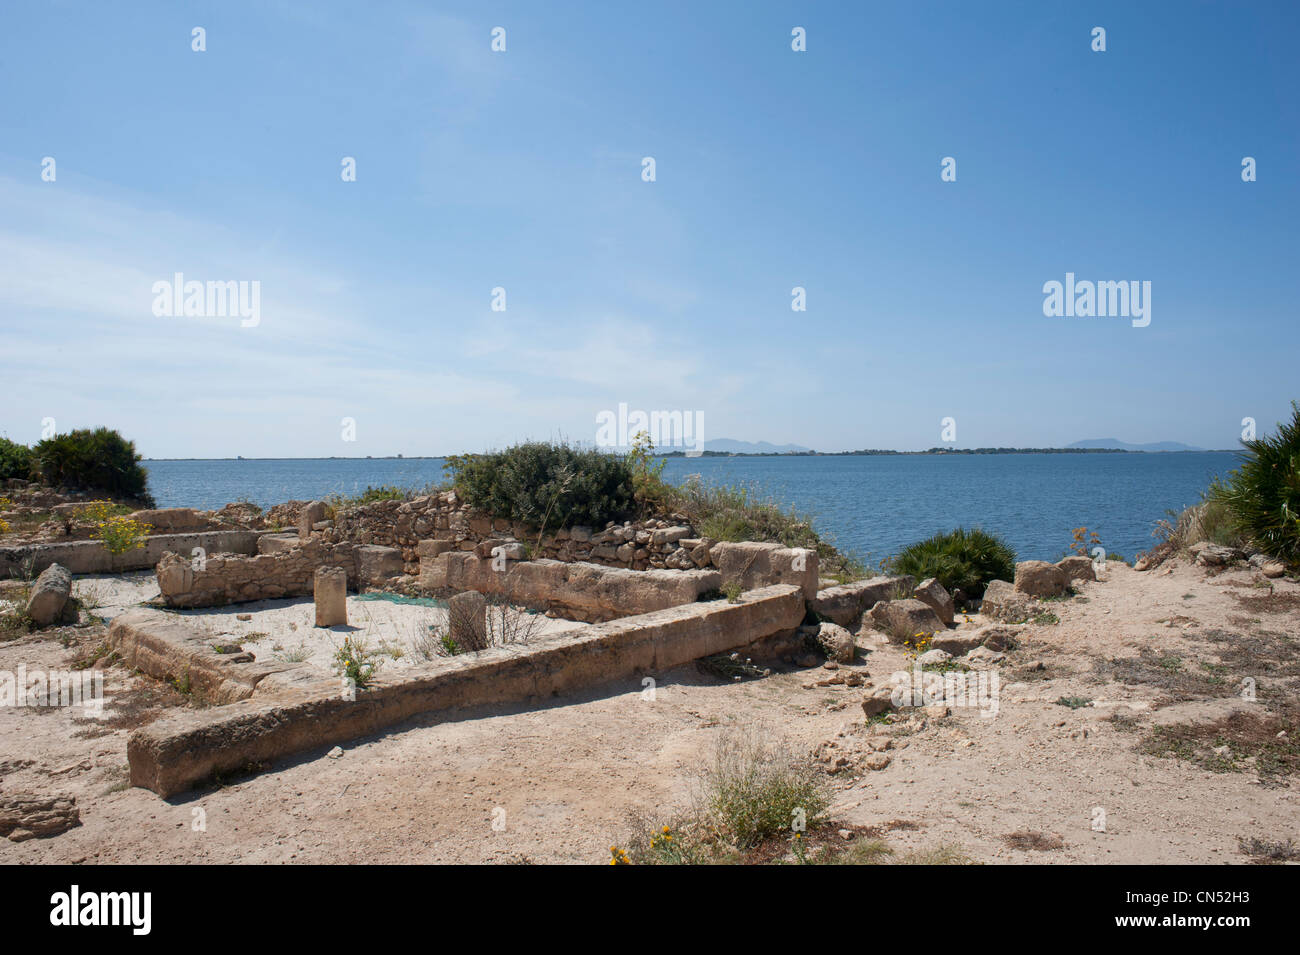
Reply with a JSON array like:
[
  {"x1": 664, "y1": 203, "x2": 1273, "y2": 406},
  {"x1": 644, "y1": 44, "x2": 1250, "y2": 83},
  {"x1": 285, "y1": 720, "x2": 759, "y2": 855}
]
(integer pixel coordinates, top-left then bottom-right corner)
[
  {"x1": 142, "y1": 453, "x2": 1236, "y2": 564},
  {"x1": 147, "y1": 454, "x2": 1232, "y2": 563}
]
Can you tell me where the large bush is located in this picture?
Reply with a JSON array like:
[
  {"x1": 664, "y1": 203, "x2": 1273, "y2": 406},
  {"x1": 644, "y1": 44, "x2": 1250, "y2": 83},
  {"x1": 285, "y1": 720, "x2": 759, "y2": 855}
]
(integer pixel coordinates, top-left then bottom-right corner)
[
  {"x1": 0, "y1": 437, "x2": 33, "y2": 481},
  {"x1": 446, "y1": 442, "x2": 634, "y2": 530},
  {"x1": 33, "y1": 428, "x2": 153, "y2": 504},
  {"x1": 887, "y1": 527, "x2": 1016, "y2": 597},
  {"x1": 1209, "y1": 401, "x2": 1300, "y2": 564}
]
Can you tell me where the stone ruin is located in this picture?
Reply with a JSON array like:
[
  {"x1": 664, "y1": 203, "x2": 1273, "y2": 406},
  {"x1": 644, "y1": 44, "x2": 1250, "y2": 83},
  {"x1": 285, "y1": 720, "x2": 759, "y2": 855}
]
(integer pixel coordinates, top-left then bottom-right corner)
[{"x1": 154, "y1": 497, "x2": 817, "y2": 621}]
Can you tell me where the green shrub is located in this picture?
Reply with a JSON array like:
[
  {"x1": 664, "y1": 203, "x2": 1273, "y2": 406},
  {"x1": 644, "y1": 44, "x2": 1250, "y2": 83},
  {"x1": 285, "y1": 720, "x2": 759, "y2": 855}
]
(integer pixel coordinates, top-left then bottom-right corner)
[
  {"x1": 0, "y1": 437, "x2": 33, "y2": 481},
  {"x1": 1208, "y1": 403, "x2": 1300, "y2": 563},
  {"x1": 697, "y1": 727, "x2": 829, "y2": 848},
  {"x1": 445, "y1": 442, "x2": 634, "y2": 531},
  {"x1": 888, "y1": 527, "x2": 1016, "y2": 598},
  {"x1": 662, "y1": 475, "x2": 866, "y2": 580},
  {"x1": 32, "y1": 428, "x2": 153, "y2": 504}
]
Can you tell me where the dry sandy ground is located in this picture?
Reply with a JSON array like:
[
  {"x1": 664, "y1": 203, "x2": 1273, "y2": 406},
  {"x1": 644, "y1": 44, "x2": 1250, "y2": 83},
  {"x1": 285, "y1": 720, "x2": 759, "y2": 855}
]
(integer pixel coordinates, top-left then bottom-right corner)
[{"x1": 1, "y1": 557, "x2": 1297, "y2": 864}]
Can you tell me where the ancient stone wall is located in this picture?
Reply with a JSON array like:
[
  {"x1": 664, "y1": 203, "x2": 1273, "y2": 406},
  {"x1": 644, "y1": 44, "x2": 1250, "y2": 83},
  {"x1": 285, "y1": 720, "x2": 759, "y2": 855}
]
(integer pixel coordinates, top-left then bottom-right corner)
[
  {"x1": 327, "y1": 491, "x2": 818, "y2": 594},
  {"x1": 155, "y1": 540, "x2": 389, "y2": 608},
  {"x1": 327, "y1": 492, "x2": 724, "y2": 576}
]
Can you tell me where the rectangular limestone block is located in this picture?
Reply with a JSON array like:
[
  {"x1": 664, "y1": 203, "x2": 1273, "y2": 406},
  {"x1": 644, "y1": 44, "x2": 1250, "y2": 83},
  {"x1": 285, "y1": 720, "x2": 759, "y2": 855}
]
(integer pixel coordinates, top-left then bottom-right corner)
[
  {"x1": 356, "y1": 544, "x2": 402, "y2": 585},
  {"x1": 314, "y1": 565, "x2": 348, "y2": 627},
  {"x1": 416, "y1": 538, "x2": 455, "y2": 559}
]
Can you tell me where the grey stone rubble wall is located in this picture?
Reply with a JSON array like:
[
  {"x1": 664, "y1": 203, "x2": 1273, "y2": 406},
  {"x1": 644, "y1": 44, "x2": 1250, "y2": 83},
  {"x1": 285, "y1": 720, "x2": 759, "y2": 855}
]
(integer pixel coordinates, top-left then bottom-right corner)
[
  {"x1": 120, "y1": 585, "x2": 806, "y2": 797},
  {"x1": 0, "y1": 530, "x2": 260, "y2": 577},
  {"x1": 326, "y1": 491, "x2": 768, "y2": 578}
]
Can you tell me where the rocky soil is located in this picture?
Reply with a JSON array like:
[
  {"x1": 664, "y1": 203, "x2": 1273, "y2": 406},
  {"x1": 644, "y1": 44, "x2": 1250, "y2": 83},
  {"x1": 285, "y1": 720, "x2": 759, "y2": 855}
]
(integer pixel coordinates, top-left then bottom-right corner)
[{"x1": 0, "y1": 555, "x2": 1297, "y2": 864}]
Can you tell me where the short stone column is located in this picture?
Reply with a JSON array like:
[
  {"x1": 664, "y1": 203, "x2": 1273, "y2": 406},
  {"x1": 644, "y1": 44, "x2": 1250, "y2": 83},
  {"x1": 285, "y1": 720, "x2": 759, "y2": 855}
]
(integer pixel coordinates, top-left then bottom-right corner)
[
  {"x1": 314, "y1": 565, "x2": 348, "y2": 627},
  {"x1": 447, "y1": 590, "x2": 487, "y2": 650}
]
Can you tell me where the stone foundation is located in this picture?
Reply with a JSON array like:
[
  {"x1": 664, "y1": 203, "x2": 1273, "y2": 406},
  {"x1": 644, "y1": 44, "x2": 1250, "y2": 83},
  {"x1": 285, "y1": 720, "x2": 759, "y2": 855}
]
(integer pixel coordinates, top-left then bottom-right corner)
[{"x1": 118, "y1": 585, "x2": 806, "y2": 797}]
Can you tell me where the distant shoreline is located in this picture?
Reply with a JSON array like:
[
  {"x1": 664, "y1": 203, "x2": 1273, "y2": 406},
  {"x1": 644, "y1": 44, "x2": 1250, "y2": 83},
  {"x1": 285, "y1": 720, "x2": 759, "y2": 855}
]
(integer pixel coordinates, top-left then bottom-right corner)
[{"x1": 142, "y1": 449, "x2": 1238, "y2": 462}]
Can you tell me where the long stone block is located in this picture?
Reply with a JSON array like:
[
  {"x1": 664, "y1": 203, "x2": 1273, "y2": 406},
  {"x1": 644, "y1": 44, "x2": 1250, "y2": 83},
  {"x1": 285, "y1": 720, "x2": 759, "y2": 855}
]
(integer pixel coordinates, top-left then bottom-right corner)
[
  {"x1": 125, "y1": 584, "x2": 806, "y2": 796},
  {"x1": 708, "y1": 541, "x2": 819, "y2": 599}
]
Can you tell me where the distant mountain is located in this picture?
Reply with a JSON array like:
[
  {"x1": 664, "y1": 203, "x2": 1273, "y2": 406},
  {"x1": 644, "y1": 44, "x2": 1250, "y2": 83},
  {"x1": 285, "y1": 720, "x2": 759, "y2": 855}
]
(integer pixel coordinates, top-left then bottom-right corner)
[
  {"x1": 1068, "y1": 438, "x2": 1204, "y2": 452},
  {"x1": 702, "y1": 439, "x2": 813, "y2": 454}
]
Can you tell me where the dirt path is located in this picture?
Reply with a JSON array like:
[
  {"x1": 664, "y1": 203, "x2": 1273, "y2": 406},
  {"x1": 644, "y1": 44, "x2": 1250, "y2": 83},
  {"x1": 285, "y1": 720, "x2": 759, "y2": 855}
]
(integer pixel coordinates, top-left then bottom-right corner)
[{"x1": 2, "y1": 557, "x2": 1297, "y2": 864}]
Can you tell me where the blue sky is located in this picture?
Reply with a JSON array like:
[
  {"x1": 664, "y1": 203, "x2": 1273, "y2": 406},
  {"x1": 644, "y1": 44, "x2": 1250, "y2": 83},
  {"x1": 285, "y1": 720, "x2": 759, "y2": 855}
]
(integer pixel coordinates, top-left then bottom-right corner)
[{"x1": 1, "y1": 0, "x2": 1297, "y2": 457}]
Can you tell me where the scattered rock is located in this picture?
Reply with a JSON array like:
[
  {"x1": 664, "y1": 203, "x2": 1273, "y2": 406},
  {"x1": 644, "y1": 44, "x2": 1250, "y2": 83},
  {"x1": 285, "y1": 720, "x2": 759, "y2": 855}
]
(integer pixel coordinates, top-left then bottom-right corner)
[
  {"x1": 964, "y1": 646, "x2": 1006, "y2": 668},
  {"x1": 868, "y1": 598, "x2": 947, "y2": 643},
  {"x1": 1014, "y1": 560, "x2": 1068, "y2": 598},
  {"x1": 327, "y1": 746, "x2": 344, "y2": 759},
  {"x1": 979, "y1": 580, "x2": 1033, "y2": 622},
  {"x1": 863, "y1": 752, "x2": 892, "y2": 771},
  {"x1": 1196, "y1": 544, "x2": 1244, "y2": 567},
  {"x1": 912, "y1": 578, "x2": 955, "y2": 625},
  {"x1": 818, "y1": 622, "x2": 857, "y2": 664},
  {"x1": 1056, "y1": 555, "x2": 1097, "y2": 584},
  {"x1": 974, "y1": 624, "x2": 1024, "y2": 652},
  {"x1": 1261, "y1": 561, "x2": 1286, "y2": 579},
  {"x1": 25, "y1": 563, "x2": 72, "y2": 627},
  {"x1": 298, "y1": 500, "x2": 327, "y2": 539},
  {"x1": 0, "y1": 793, "x2": 81, "y2": 841},
  {"x1": 861, "y1": 687, "x2": 896, "y2": 718},
  {"x1": 917, "y1": 648, "x2": 952, "y2": 667}
]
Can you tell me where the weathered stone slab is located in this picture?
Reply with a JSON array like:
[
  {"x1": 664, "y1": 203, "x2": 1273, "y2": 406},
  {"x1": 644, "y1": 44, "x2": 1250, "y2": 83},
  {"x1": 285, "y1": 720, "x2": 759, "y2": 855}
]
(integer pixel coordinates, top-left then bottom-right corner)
[
  {"x1": 108, "y1": 608, "x2": 307, "y2": 703},
  {"x1": 356, "y1": 544, "x2": 402, "y2": 585},
  {"x1": 257, "y1": 532, "x2": 301, "y2": 555},
  {"x1": 708, "y1": 541, "x2": 819, "y2": 599},
  {"x1": 128, "y1": 508, "x2": 214, "y2": 534}
]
